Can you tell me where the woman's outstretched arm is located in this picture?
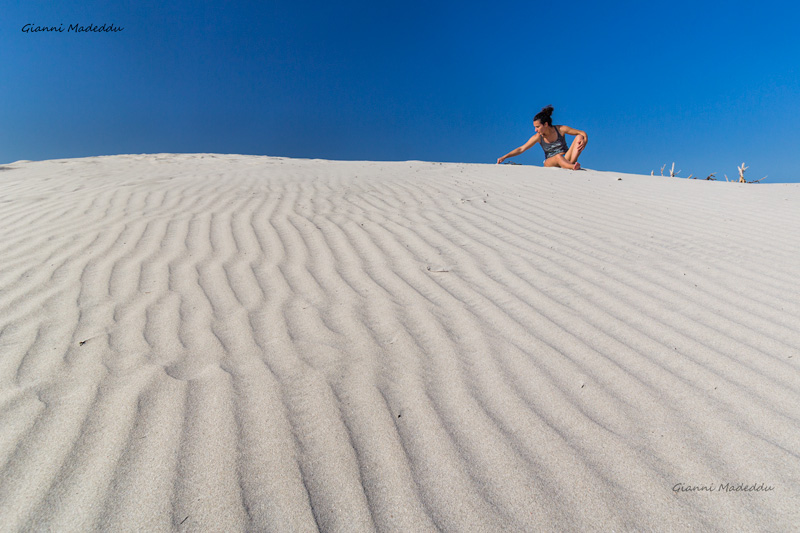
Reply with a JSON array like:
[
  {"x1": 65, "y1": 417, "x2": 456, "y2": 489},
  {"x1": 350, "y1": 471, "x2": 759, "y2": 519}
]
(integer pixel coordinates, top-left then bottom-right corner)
[{"x1": 497, "y1": 134, "x2": 540, "y2": 164}]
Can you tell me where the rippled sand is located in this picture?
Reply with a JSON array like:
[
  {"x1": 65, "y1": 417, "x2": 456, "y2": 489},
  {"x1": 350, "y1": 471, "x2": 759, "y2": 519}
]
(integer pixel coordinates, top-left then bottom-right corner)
[{"x1": 1, "y1": 154, "x2": 798, "y2": 531}]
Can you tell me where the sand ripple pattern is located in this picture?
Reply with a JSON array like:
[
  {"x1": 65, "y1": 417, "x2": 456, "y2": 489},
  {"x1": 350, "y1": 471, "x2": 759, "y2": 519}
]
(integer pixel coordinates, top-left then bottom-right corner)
[{"x1": 1, "y1": 154, "x2": 799, "y2": 531}]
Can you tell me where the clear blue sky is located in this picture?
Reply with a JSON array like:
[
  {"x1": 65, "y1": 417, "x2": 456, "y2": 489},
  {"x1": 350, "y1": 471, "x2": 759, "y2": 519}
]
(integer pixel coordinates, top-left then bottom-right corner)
[{"x1": 3, "y1": 0, "x2": 799, "y2": 182}]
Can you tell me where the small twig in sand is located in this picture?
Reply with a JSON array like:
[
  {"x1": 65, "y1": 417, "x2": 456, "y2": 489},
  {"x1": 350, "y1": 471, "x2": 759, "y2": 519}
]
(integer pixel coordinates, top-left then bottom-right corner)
[
  {"x1": 738, "y1": 162, "x2": 748, "y2": 183},
  {"x1": 736, "y1": 162, "x2": 768, "y2": 183},
  {"x1": 648, "y1": 165, "x2": 760, "y2": 183},
  {"x1": 732, "y1": 162, "x2": 766, "y2": 183},
  {"x1": 426, "y1": 266, "x2": 450, "y2": 273}
]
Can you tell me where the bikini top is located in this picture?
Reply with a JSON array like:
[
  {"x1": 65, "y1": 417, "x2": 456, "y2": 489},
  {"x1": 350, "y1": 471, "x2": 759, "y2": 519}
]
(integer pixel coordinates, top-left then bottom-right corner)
[{"x1": 540, "y1": 126, "x2": 568, "y2": 159}]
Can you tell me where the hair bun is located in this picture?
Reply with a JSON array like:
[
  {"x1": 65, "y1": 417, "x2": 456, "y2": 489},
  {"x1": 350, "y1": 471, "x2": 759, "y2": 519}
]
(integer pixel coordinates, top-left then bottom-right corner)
[{"x1": 533, "y1": 105, "x2": 555, "y2": 125}]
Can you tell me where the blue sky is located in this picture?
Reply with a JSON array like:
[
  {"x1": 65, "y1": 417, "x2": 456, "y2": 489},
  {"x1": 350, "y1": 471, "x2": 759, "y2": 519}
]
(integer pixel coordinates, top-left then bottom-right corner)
[{"x1": 3, "y1": 0, "x2": 798, "y2": 182}]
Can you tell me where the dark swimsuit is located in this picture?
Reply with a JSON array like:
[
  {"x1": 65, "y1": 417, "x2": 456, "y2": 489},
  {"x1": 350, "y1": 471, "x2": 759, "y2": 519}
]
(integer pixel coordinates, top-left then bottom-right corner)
[{"x1": 540, "y1": 126, "x2": 569, "y2": 159}]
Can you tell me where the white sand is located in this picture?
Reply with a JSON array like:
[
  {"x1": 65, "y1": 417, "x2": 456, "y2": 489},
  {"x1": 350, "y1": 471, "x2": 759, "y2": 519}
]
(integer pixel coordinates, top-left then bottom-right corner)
[{"x1": 0, "y1": 153, "x2": 798, "y2": 532}]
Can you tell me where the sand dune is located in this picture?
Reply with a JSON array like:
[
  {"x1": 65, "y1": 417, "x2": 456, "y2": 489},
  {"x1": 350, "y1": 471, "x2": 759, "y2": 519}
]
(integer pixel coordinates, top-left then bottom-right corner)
[{"x1": 0, "y1": 153, "x2": 798, "y2": 531}]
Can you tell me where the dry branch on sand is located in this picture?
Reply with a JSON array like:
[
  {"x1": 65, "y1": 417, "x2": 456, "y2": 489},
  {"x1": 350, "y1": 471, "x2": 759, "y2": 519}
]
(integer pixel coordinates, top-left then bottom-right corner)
[
  {"x1": 725, "y1": 162, "x2": 767, "y2": 183},
  {"x1": 652, "y1": 163, "x2": 680, "y2": 177},
  {"x1": 653, "y1": 162, "x2": 764, "y2": 183}
]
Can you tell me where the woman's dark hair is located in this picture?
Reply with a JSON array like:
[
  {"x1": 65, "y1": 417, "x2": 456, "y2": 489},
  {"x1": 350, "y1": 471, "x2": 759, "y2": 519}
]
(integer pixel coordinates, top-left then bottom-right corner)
[{"x1": 534, "y1": 105, "x2": 554, "y2": 126}]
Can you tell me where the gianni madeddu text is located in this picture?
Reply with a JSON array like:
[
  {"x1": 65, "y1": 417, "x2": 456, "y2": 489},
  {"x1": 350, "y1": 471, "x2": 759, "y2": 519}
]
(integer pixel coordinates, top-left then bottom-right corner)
[{"x1": 22, "y1": 23, "x2": 124, "y2": 33}]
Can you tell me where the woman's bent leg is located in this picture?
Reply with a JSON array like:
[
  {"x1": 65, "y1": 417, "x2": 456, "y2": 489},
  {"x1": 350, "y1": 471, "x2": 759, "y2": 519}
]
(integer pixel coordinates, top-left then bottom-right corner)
[
  {"x1": 565, "y1": 136, "x2": 585, "y2": 163},
  {"x1": 545, "y1": 154, "x2": 580, "y2": 170}
]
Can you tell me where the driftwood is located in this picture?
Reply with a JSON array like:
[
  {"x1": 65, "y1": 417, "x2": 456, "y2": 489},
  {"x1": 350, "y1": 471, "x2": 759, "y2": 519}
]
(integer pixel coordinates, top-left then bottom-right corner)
[
  {"x1": 738, "y1": 162, "x2": 748, "y2": 183},
  {"x1": 736, "y1": 162, "x2": 767, "y2": 183},
  {"x1": 653, "y1": 163, "x2": 763, "y2": 183}
]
